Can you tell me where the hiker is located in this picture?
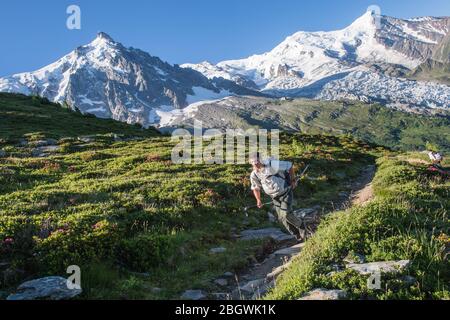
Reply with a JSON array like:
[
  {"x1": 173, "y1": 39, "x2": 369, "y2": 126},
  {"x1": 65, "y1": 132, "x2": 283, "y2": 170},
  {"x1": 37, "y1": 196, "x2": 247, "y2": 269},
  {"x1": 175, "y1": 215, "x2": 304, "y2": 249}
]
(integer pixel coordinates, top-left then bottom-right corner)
[
  {"x1": 428, "y1": 151, "x2": 444, "y2": 169},
  {"x1": 249, "y1": 152, "x2": 299, "y2": 236}
]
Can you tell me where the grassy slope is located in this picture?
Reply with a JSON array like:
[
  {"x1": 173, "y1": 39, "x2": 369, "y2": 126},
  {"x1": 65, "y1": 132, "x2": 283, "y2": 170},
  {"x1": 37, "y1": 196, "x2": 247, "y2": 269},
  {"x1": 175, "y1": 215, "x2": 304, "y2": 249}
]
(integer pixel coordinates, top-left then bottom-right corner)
[
  {"x1": 0, "y1": 93, "x2": 380, "y2": 299},
  {"x1": 267, "y1": 153, "x2": 449, "y2": 300},
  {"x1": 199, "y1": 98, "x2": 450, "y2": 153},
  {"x1": 0, "y1": 93, "x2": 159, "y2": 141}
]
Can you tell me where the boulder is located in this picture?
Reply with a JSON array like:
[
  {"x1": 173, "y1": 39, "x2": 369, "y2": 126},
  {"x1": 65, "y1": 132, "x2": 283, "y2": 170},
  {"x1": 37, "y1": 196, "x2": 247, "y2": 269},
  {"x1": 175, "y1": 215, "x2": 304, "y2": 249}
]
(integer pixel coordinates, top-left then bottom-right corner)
[
  {"x1": 299, "y1": 288, "x2": 347, "y2": 300},
  {"x1": 346, "y1": 260, "x2": 411, "y2": 275},
  {"x1": 7, "y1": 276, "x2": 82, "y2": 300},
  {"x1": 0, "y1": 150, "x2": 6, "y2": 158},
  {"x1": 180, "y1": 290, "x2": 206, "y2": 300}
]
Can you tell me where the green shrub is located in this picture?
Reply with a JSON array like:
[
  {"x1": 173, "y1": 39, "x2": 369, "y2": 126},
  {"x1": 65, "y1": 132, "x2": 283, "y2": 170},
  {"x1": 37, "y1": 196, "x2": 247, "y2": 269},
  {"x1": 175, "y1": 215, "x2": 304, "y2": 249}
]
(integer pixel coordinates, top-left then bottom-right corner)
[{"x1": 117, "y1": 232, "x2": 174, "y2": 272}]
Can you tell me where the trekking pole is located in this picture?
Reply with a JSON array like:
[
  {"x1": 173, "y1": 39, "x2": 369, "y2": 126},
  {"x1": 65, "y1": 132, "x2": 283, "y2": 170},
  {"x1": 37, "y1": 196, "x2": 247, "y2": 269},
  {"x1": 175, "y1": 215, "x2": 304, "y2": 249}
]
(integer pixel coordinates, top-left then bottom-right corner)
[
  {"x1": 243, "y1": 201, "x2": 272, "y2": 217},
  {"x1": 294, "y1": 164, "x2": 310, "y2": 186}
]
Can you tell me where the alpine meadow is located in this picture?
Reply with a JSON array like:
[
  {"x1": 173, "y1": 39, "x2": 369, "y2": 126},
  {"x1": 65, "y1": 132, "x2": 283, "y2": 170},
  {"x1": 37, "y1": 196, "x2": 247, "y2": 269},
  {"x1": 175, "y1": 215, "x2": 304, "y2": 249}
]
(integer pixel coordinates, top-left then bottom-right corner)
[{"x1": 0, "y1": 1, "x2": 449, "y2": 305}]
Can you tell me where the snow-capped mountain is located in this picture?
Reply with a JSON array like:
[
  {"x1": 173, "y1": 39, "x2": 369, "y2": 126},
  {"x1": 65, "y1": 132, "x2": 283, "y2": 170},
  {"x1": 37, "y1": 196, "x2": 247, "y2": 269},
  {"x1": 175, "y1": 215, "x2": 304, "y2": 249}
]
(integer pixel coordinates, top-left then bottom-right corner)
[
  {"x1": 0, "y1": 32, "x2": 263, "y2": 127},
  {"x1": 183, "y1": 11, "x2": 450, "y2": 111}
]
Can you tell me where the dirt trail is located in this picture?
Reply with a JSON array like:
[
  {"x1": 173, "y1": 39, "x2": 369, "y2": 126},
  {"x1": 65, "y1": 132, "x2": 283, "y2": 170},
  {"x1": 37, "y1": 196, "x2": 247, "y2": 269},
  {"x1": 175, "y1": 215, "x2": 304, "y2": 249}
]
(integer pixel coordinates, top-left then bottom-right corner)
[
  {"x1": 218, "y1": 164, "x2": 377, "y2": 300},
  {"x1": 351, "y1": 165, "x2": 375, "y2": 206}
]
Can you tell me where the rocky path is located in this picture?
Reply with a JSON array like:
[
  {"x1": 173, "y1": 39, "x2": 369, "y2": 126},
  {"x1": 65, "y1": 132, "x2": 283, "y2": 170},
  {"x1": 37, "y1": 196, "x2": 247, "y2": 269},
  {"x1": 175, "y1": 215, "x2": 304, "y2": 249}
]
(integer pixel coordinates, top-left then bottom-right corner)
[{"x1": 199, "y1": 164, "x2": 378, "y2": 300}]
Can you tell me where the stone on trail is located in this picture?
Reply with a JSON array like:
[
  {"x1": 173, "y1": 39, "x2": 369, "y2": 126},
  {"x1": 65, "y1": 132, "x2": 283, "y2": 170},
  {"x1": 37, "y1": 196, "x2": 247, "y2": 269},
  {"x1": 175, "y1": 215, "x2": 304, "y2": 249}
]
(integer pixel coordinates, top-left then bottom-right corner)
[
  {"x1": 180, "y1": 290, "x2": 207, "y2": 300},
  {"x1": 299, "y1": 288, "x2": 347, "y2": 300},
  {"x1": 266, "y1": 260, "x2": 293, "y2": 280},
  {"x1": 273, "y1": 243, "x2": 305, "y2": 257},
  {"x1": 7, "y1": 276, "x2": 82, "y2": 300},
  {"x1": 239, "y1": 228, "x2": 297, "y2": 245},
  {"x1": 346, "y1": 260, "x2": 411, "y2": 275},
  {"x1": 239, "y1": 278, "x2": 266, "y2": 294}
]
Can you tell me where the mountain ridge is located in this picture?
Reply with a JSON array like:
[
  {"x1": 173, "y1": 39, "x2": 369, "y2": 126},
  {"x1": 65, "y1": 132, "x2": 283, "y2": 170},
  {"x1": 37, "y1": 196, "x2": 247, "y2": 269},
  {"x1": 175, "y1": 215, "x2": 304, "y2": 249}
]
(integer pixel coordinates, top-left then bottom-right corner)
[{"x1": 0, "y1": 32, "x2": 264, "y2": 128}]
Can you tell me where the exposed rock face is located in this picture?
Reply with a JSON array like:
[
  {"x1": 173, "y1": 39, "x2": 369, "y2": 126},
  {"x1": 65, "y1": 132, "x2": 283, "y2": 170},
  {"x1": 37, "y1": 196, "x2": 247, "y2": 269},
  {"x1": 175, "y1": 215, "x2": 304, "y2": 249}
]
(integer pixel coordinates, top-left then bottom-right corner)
[
  {"x1": 432, "y1": 31, "x2": 450, "y2": 62},
  {"x1": 375, "y1": 16, "x2": 449, "y2": 62},
  {"x1": 298, "y1": 288, "x2": 347, "y2": 300},
  {"x1": 7, "y1": 276, "x2": 82, "y2": 300}
]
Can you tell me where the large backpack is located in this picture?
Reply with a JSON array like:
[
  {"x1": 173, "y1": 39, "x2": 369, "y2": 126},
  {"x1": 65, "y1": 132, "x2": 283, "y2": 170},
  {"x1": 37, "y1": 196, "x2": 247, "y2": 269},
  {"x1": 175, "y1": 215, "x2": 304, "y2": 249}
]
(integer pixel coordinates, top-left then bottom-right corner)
[{"x1": 266, "y1": 159, "x2": 291, "y2": 196}]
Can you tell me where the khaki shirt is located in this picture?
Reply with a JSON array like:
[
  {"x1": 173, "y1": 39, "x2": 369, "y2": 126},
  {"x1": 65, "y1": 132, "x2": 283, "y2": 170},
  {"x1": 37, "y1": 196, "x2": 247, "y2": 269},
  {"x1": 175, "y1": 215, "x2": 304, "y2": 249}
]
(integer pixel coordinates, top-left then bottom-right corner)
[{"x1": 250, "y1": 159, "x2": 292, "y2": 197}]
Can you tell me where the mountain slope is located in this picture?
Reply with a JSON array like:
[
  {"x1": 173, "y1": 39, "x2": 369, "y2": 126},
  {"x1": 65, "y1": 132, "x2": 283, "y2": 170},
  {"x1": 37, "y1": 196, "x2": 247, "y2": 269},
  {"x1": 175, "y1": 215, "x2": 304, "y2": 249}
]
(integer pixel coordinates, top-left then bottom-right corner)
[
  {"x1": 0, "y1": 33, "x2": 263, "y2": 128},
  {"x1": 409, "y1": 31, "x2": 450, "y2": 84},
  {"x1": 183, "y1": 12, "x2": 450, "y2": 111},
  {"x1": 161, "y1": 96, "x2": 450, "y2": 152}
]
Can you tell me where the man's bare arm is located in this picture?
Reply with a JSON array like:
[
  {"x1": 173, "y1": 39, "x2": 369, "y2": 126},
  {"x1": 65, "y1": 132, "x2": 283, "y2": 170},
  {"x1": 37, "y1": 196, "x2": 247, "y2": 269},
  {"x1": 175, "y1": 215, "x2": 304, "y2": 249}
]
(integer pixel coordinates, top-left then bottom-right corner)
[{"x1": 253, "y1": 189, "x2": 263, "y2": 208}]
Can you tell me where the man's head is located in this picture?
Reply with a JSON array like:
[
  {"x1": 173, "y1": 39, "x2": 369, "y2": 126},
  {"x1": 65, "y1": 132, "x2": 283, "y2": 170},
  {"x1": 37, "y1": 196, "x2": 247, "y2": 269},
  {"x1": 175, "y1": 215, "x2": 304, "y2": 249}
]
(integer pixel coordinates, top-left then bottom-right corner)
[{"x1": 249, "y1": 152, "x2": 263, "y2": 170}]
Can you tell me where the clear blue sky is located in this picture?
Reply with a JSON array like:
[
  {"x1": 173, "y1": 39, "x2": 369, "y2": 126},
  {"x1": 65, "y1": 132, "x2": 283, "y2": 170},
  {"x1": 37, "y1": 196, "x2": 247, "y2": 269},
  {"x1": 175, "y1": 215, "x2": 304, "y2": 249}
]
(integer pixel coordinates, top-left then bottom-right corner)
[{"x1": 1, "y1": 0, "x2": 449, "y2": 76}]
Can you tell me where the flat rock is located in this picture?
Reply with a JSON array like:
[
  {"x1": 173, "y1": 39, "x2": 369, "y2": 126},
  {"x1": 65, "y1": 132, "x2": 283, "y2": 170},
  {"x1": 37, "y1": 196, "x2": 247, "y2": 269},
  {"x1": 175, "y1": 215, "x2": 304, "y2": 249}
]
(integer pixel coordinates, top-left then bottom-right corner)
[
  {"x1": 214, "y1": 278, "x2": 228, "y2": 287},
  {"x1": 239, "y1": 278, "x2": 266, "y2": 294},
  {"x1": 7, "y1": 276, "x2": 82, "y2": 300},
  {"x1": 31, "y1": 145, "x2": 60, "y2": 157},
  {"x1": 266, "y1": 260, "x2": 293, "y2": 280},
  {"x1": 210, "y1": 247, "x2": 226, "y2": 254},
  {"x1": 299, "y1": 288, "x2": 347, "y2": 300},
  {"x1": 78, "y1": 136, "x2": 95, "y2": 143},
  {"x1": 180, "y1": 290, "x2": 206, "y2": 300},
  {"x1": 32, "y1": 139, "x2": 58, "y2": 147},
  {"x1": 240, "y1": 228, "x2": 297, "y2": 245},
  {"x1": 346, "y1": 260, "x2": 411, "y2": 275},
  {"x1": 273, "y1": 243, "x2": 305, "y2": 257}
]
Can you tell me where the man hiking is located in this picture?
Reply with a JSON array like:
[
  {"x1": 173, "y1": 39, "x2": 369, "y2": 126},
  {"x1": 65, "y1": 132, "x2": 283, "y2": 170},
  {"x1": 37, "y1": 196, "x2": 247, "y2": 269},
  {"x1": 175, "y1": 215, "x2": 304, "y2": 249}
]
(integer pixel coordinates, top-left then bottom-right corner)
[{"x1": 249, "y1": 152, "x2": 300, "y2": 236}]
